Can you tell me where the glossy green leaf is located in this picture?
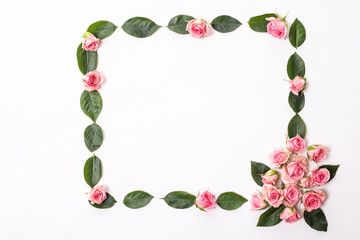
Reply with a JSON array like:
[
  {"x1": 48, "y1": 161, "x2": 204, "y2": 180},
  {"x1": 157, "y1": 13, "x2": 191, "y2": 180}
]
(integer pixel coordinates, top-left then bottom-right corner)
[
  {"x1": 84, "y1": 155, "x2": 102, "y2": 188},
  {"x1": 80, "y1": 90, "x2": 102, "y2": 122},
  {"x1": 216, "y1": 192, "x2": 247, "y2": 210},
  {"x1": 257, "y1": 205, "x2": 285, "y2": 227},
  {"x1": 304, "y1": 208, "x2": 328, "y2": 232},
  {"x1": 248, "y1": 13, "x2": 276, "y2": 32},
  {"x1": 289, "y1": 18, "x2": 306, "y2": 48},
  {"x1": 123, "y1": 191, "x2": 154, "y2": 209},
  {"x1": 211, "y1": 15, "x2": 242, "y2": 33},
  {"x1": 87, "y1": 20, "x2": 117, "y2": 39},
  {"x1": 162, "y1": 191, "x2": 195, "y2": 209},
  {"x1": 84, "y1": 123, "x2": 103, "y2": 152},
  {"x1": 287, "y1": 52, "x2": 305, "y2": 79},
  {"x1": 89, "y1": 193, "x2": 117, "y2": 209},
  {"x1": 319, "y1": 165, "x2": 339, "y2": 182},
  {"x1": 167, "y1": 15, "x2": 194, "y2": 34},
  {"x1": 251, "y1": 161, "x2": 270, "y2": 186},
  {"x1": 288, "y1": 91, "x2": 305, "y2": 113},
  {"x1": 122, "y1": 17, "x2": 161, "y2": 38},
  {"x1": 288, "y1": 114, "x2": 306, "y2": 138},
  {"x1": 76, "y1": 43, "x2": 98, "y2": 75}
]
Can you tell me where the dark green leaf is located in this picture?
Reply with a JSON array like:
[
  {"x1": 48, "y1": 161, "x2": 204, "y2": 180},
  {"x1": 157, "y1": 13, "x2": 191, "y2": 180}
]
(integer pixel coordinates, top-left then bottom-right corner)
[
  {"x1": 248, "y1": 13, "x2": 277, "y2": 32},
  {"x1": 80, "y1": 90, "x2": 102, "y2": 122},
  {"x1": 162, "y1": 191, "x2": 195, "y2": 209},
  {"x1": 304, "y1": 208, "x2": 328, "y2": 232},
  {"x1": 84, "y1": 155, "x2": 102, "y2": 188},
  {"x1": 251, "y1": 161, "x2": 270, "y2": 186},
  {"x1": 287, "y1": 52, "x2": 305, "y2": 79},
  {"x1": 167, "y1": 15, "x2": 194, "y2": 34},
  {"x1": 289, "y1": 18, "x2": 306, "y2": 49},
  {"x1": 319, "y1": 165, "x2": 339, "y2": 182},
  {"x1": 84, "y1": 123, "x2": 103, "y2": 152},
  {"x1": 89, "y1": 193, "x2": 117, "y2": 209},
  {"x1": 87, "y1": 20, "x2": 117, "y2": 39},
  {"x1": 288, "y1": 114, "x2": 306, "y2": 138},
  {"x1": 76, "y1": 43, "x2": 98, "y2": 75},
  {"x1": 211, "y1": 15, "x2": 242, "y2": 33},
  {"x1": 122, "y1": 17, "x2": 161, "y2": 38},
  {"x1": 216, "y1": 192, "x2": 247, "y2": 210},
  {"x1": 257, "y1": 205, "x2": 285, "y2": 227},
  {"x1": 123, "y1": 191, "x2": 154, "y2": 209},
  {"x1": 288, "y1": 91, "x2": 305, "y2": 113}
]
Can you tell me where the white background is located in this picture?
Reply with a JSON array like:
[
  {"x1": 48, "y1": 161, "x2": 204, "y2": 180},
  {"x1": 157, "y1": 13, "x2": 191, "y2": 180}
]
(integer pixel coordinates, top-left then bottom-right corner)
[{"x1": 1, "y1": 0, "x2": 359, "y2": 239}]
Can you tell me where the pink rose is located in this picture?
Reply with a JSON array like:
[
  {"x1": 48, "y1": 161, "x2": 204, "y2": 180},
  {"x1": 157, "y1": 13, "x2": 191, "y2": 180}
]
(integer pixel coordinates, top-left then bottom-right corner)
[
  {"x1": 186, "y1": 19, "x2": 210, "y2": 38},
  {"x1": 299, "y1": 177, "x2": 313, "y2": 188},
  {"x1": 196, "y1": 190, "x2": 216, "y2": 210},
  {"x1": 88, "y1": 185, "x2": 107, "y2": 204},
  {"x1": 283, "y1": 183, "x2": 302, "y2": 207},
  {"x1": 269, "y1": 149, "x2": 290, "y2": 167},
  {"x1": 282, "y1": 156, "x2": 308, "y2": 182},
  {"x1": 280, "y1": 207, "x2": 301, "y2": 223},
  {"x1": 82, "y1": 32, "x2": 101, "y2": 51},
  {"x1": 265, "y1": 17, "x2": 287, "y2": 39},
  {"x1": 289, "y1": 76, "x2": 305, "y2": 95},
  {"x1": 250, "y1": 193, "x2": 268, "y2": 211},
  {"x1": 286, "y1": 135, "x2": 306, "y2": 153},
  {"x1": 302, "y1": 190, "x2": 326, "y2": 212},
  {"x1": 263, "y1": 184, "x2": 283, "y2": 208},
  {"x1": 262, "y1": 170, "x2": 278, "y2": 185},
  {"x1": 308, "y1": 145, "x2": 328, "y2": 163},
  {"x1": 83, "y1": 70, "x2": 104, "y2": 91},
  {"x1": 311, "y1": 168, "x2": 330, "y2": 186}
]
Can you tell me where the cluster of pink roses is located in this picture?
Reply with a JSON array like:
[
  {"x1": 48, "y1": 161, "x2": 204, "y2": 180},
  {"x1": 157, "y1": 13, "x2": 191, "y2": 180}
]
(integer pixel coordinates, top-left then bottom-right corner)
[
  {"x1": 88, "y1": 185, "x2": 107, "y2": 205},
  {"x1": 250, "y1": 135, "x2": 330, "y2": 223}
]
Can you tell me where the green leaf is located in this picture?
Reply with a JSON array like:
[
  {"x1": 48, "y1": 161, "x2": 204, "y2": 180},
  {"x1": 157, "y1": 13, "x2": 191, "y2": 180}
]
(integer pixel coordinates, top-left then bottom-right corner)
[
  {"x1": 216, "y1": 192, "x2": 247, "y2": 210},
  {"x1": 248, "y1": 13, "x2": 277, "y2": 32},
  {"x1": 80, "y1": 90, "x2": 103, "y2": 122},
  {"x1": 289, "y1": 18, "x2": 306, "y2": 49},
  {"x1": 319, "y1": 165, "x2": 339, "y2": 182},
  {"x1": 287, "y1": 52, "x2": 305, "y2": 79},
  {"x1": 84, "y1": 123, "x2": 103, "y2": 152},
  {"x1": 76, "y1": 43, "x2": 98, "y2": 75},
  {"x1": 288, "y1": 91, "x2": 305, "y2": 113},
  {"x1": 162, "y1": 191, "x2": 196, "y2": 209},
  {"x1": 211, "y1": 15, "x2": 242, "y2": 33},
  {"x1": 123, "y1": 190, "x2": 154, "y2": 209},
  {"x1": 87, "y1": 20, "x2": 117, "y2": 39},
  {"x1": 84, "y1": 155, "x2": 102, "y2": 188},
  {"x1": 122, "y1": 17, "x2": 161, "y2": 38},
  {"x1": 287, "y1": 114, "x2": 306, "y2": 138},
  {"x1": 304, "y1": 208, "x2": 328, "y2": 232},
  {"x1": 251, "y1": 161, "x2": 270, "y2": 186},
  {"x1": 257, "y1": 205, "x2": 285, "y2": 227},
  {"x1": 89, "y1": 193, "x2": 117, "y2": 209},
  {"x1": 167, "y1": 15, "x2": 194, "y2": 34}
]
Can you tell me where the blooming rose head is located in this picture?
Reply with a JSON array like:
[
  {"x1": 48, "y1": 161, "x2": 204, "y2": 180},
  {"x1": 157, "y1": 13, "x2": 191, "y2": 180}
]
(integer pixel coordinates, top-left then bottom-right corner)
[
  {"x1": 262, "y1": 170, "x2": 278, "y2": 185},
  {"x1": 269, "y1": 149, "x2": 290, "y2": 167},
  {"x1": 186, "y1": 19, "x2": 210, "y2": 38},
  {"x1": 196, "y1": 190, "x2": 216, "y2": 210},
  {"x1": 308, "y1": 145, "x2": 328, "y2": 163},
  {"x1": 311, "y1": 168, "x2": 330, "y2": 186},
  {"x1": 82, "y1": 32, "x2": 101, "y2": 51},
  {"x1": 302, "y1": 190, "x2": 326, "y2": 212},
  {"x1": 262, "y1": 184, "x2": 283, "y2": 208},
  {"x1": 265, "y1": 17, "x2": 287, "y2": 39},
  {"x1": 283, "y1": 183, "x2": 302, "y2": 207},
  {"x1": 286, "y1": 135, "x2": 306, "y2": 153},
  {"x1": 280, "y1": 207, "x2": 301, "y2": 223},
  {"x1": 83, "y1": 70, "x2": 104, "y2": 91},
  {"x1": 282, "y1": 156, "x2": 308, "y2": 182},
  {"x1": 299, "y1": 177, "x2": 313, "y2": 188},
  {"x1": 88, "y1": 185, "x2": 107, "y2": 204},
  {"x1": 250, "y1": 193, "x2": 268, "y2": 211},
  {"x1": 289, "y1": 76, "x2": 306, "y2": 95}
]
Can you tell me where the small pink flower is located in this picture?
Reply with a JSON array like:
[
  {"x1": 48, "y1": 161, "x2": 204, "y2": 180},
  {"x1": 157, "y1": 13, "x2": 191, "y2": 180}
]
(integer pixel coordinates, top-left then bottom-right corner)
[
  {"x1": 282, "y1": 156, "x2": 308, "y2": 182},
  {"x1": 88, "y1": 185, "x2": 107, "y2": 204},
  {"x1": 186, "y1": 19, "x2": 210, "y2": 38},
  {"x1": 263, "y1": 184, "x2": 283, "y2": 208},
  {"x1": 83, "y1": 70, "x2": 104, "y2": 91},
  {"x1": 269, "y1": 149, "x2": 290, "y2": 167},
  {"x1": 265, "y1": 17, "x2": 287, "y2": 39},
  {"x1": 287, "y1": 135, "x2": 306, "y2": 153},
  {"x1": 262, "y1": 170, "x2": 278, "y2": 185},
  {"x1": 308, "y1": 145, "x2": 328, "y2": 163},
  {"x1": 82, "y1": 32, "x2": 101, "y2": 51},
  {"x1": 289, "y1": 76, "x2": 305, "y2": 95},
  {"x1": 311, "y1": 168, "x2": 330, "y2": 186},
  {"x1": 302, "y1": 190, "x2": 326, "y2": 212},
  {"x1": 280, "y1": 207, "x2": 301, "y2": 223},
  {"x1": 250, "y1": 193, "x2": 268, "y2": 211},
  {"x1": 283, "y1": 183, "x2": 302, "y2": 207},
  {"x1": 196, "y1": 190, "x2": 216, "y2": 210},
  {"x1": 299, "y1": 177, "x2": 313, "y2": 188}
]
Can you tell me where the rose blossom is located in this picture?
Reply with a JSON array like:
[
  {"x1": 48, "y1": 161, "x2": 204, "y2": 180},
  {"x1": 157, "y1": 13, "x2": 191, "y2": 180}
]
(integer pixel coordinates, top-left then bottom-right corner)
[
  {"x1": 299, "y1": 177, "x2": 313, "y2": 188},
  {"x1": 308, "y1": 145, "x2": 328, "y2": 163},
  {"x1": 186, "y1": 19, "x2": 210, "y2": 38},
  {"x1": 280, "y1": 207, "x2": 301, "y2": 223},
  {"x1": 83, "y1": 70, "x2": 104, "y2": 91},
  {"x1": 283, "y1": 183, "x2": 302, "y2": 207},
  {"x1": 265, "y1": 17, "x2": 287, "y2": 39},
  {"x1": 250, "y1": 193, "x2": 268, "y2": 211},
  {"x1": 88, "y1": 185, "x2": 107, "y2": 204},
  {"x1": 269, "y1": 149, "x2": 290, "y2": 167},
  {"x1": 289, "y1": 76, "x2": 305, "y2": 95},
  {"x1": 286, "y1": 135, "x2": 306, "y2": 153},
  {"x1": 196, "y1": 190, "x2": 216, "y2": 210},
  {"x1": 282, "y1": 156, "x2": 308, "y2": 182},
  {"x1": 262, "y1": 170, "x2": 278, "y2": 185},
  {"x1": 262, "y1": 184, "x2": 283, "y2": 208},
  {"x1": 82, "y1": 32, "x2": 101, "y2": 51},
  {"x1": 311, "y1": 168, "x2": 330, "y2": 186},
  {"x1": 302, "y1": 190, "x2": 326, "y2": 212}
]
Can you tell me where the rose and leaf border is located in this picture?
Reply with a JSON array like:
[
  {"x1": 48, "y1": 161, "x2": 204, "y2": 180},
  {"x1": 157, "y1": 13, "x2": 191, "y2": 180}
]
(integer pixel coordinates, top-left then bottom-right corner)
[{"x1": 77, "y1": 13, "x2": 339, "y2": 232}]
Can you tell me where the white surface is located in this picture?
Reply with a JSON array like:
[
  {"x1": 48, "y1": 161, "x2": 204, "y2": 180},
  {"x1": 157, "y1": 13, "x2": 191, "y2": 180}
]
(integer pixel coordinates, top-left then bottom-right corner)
[{"x1": 0, "y1": 0, "x2": 359, "y2": 239}]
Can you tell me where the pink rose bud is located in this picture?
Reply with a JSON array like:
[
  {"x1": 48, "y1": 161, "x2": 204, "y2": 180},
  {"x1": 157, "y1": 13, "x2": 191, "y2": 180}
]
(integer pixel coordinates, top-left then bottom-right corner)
[
  {"x1": 299, "y1": 177, "x2": 313, "y2": 188},
  {"x1": 186, "y1": 19, "x2": 210, "y2": 38},
  {"x1": 311, "y1": 168, "x2": 330, "y2": 186},
  {"x1": 280, "y1": 207, "x2": 302, "y2": 223},
  {"x1": 265, "y1": 17, "x2": 287, "y2": 39},
  {"x1": 262, "y1": 184, "x2": 283, "y2": 208},
  {"x1": 302, "y1": 190, "x2": 326, "y2": 212},
  {"x1": 289, "y1": 76, "x2": 306, "y2": 95},
  {"x1": 88, "y1": 185, "x2": 107, "y2": 204},
  {"x1": 195, "y1": 190, "x2": 216, "y2": 210},
  {"x1": 83, "y1": 70, "x2": 104, "y2": 91},
  {"x1": 282, "y1": 156, "x2": 308, "y2": 183},
  {"x1": 308, "y1": 145, "x2": 328, "y2": 163},
  {"x1": 286, "y1": 135, "x2": 306, "y2": 153},
  {"x1": 269, "y1": 149, "x2": 290, "y2": 167},
  {"x1": 82, "y1": 32, "x2": 101, "y2": 51},
  {"x1": 262, "y1": 170, "x2": 278, "y2": 185},
  {"x1": 283, "y1": 183, "x2": 302, "y2": 207},
  {"x1": 250, "y1": 193, "x2": 268, "y2": 211}
]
